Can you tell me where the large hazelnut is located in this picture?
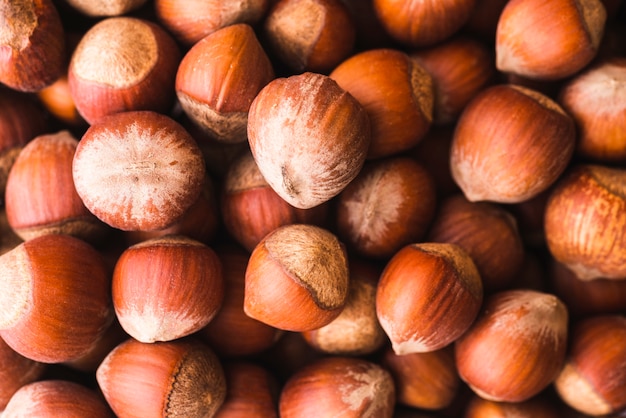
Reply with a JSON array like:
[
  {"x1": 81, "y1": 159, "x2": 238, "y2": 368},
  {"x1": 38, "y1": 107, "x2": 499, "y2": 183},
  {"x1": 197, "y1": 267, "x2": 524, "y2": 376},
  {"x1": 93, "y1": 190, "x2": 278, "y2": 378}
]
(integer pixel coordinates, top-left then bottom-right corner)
[
  {"x1": 544, "y1": 164, "x2": 626, "y2": 280},
  {"x1": 247, "y1": 72, "x2": 370, "y2": 209},
  {"x1": 376, "y1": 242, "x2": 483, "y2": 355},
  {"x1": 450, "y1": 84, "x2": 575, "y2": 203},
  {"x1": 455, "y1": 289, "x2": 568, "y2": 402},
  {"x1": 244, "y1": 223, "x2": 349, "y2": 331},
  {"x1": 72, "y1": 110, "x2": 206, "y2": 232},
  {"x1": 330, "y1": 48, "x2": 433, "y2": 159}
]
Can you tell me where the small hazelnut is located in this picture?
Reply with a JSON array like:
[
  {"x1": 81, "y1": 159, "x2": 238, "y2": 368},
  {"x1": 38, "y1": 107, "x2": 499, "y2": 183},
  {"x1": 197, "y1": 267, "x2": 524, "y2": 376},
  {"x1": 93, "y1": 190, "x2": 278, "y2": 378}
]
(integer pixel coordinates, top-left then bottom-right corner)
[
  {"x1": 0, "y1": 336, "x2": 46, "y2": 410},
  {"x1": 279, "y1": 356, "x2": 395, "y2": 418},
  {"x1": 72, "y1": 110, "x2": 206, "y2": 232},
  {"x1": 96, "y1": 337, "x2": 226, "y2": 418},
  {"x1": 496, "y1": 0, "x2": 607, "y2": 80},
  {"x1": 544, "y1": 164, "x2": 626, "y2": 280},
  {"x1": 215, "y1": 362, "x2": 279, "y2": 418},
  {"x1": 376, "y1": 242, "x2": 483, "y2": 355},
  {"x1": 63, "y1": 0, "x2": 148, "y2": 16},
  {"x1": 112, "y1": 235, "x2": 224, "y2": 343},
  {"x1": 330, "y1": 48, "x2": 433, "y2": 159},
  {"x1": 244, "y1": 223, "x2": 349, "y2": 332},
  {"x1": 247, "y1": 71, "x2": 370, "y2": 209},
  {"x1": 175, "y1": 23, "x2": 275, "y2": 144},
  {"x1": 68, "y1": 17, "x2": 181, "y2": 124},
  {"x1": 554, "y1": 315, "x2": 626, "y2": 416},
  {"x1": 455, "y1": 289, "x2": 569, "y2": 403},
  {"x1": 464, "y1": 394, "x2": 562, "y2": 418},
  {"x1": 450, "y1": 84, "x2": 576, "y2": 203}
]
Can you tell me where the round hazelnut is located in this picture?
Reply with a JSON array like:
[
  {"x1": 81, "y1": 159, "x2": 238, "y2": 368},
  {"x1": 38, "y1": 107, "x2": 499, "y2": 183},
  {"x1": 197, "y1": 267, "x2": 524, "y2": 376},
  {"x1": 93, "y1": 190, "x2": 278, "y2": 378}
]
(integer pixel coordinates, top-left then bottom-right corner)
[
  {"x1": 450, "y1": 84, "x2": 576, "y2": 203},
  {"x1": 376, "y1": 242, "x2": 483, "y2": 355},
  {"x1": 63, "y1": 0, "x2": 148, "y2": 16},
  {"x1": 329, "y1": 48, "x2": 433, "y2": 159},
  {"x1": 244, "y1": 223, "x2": 349, "y2": 332},
  {"x1": 544, "y1": 164, "x2": 626, "y2": 280},
  {"x1": 0, "y1": 336, "x2": 46, "y2": 410},
  {"x1": 112, "y1": 235, "x2": 224, "y2": 343},
  {"x1": 72, "y1": 110, "x2": 206, "y2": 232},
  {"x1": 496, "y1": 0, "x2": 607, "y2": 80},
  {"x1": 247, "y1": 71, "x2": 370, "y2": 209},
  {"x1": 68, "y1": 17, "x2": 181, "y2": 124},
  {"x1": 279, "y1": 356, "x2": 395, "y2": 418},
  {"x1": 464, "y1": 394, "x2": 562, "y2": 418},
  {"x1": 455, "y1": 289, "x2": 569, "y2": 403},
  {"x1": 175, "y1": 23, "x2": 275, "y2": 144}
]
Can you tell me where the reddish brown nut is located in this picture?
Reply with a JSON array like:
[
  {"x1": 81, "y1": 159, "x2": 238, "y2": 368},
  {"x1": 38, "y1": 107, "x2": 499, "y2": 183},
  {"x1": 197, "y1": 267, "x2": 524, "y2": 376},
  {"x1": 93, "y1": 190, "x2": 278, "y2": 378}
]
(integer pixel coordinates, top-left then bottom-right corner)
[
  {"x1": 559, "y1": 57, "x2": 626, "y2": 163},
  {"x1": 455, "y1": 289, "x2": 569, "y2": 403},
  {"x1": 301, "y1": 258, "x2": 386, "y2": 356},
  {"x1": 330, "y1": 48, "x2": 433, "y2": 159},
  {"x1": 372, "y1": 0, "x2": 476, "y2": 47},
  {"x1": 450, "y1": 84, "x2": 576, "y2": 203},
  {"x1": 382, "y1": 346, "x2": 459, "y2": 411},
  {"x1": 97, "y1": 337, "x2": 226, "y2": 418},
  {"x1": 199, "y1": 245, "x2": 282, "y2": 358},
  {"x1": 72, "y1": 110, "x2": 206, "y2": 232},
  {"x1": 63, "y1": 0, "x2": 148, "y2": 16},
  {"x1": 221, "y1": 149, "x2": 329, "y2": 253},
  {"x1": 426, "y1": 194, "x2": 525, "y2": 291},
  {"x1": 263, "y1": 0, "x2": 356, "y2": 73},
  {"x1": 0, "y1": 336, "x2": 46, "y2": 410},
  {"x1": 0, "y1": 234, "x2": 113, "y2": 363},
  {"x1": 112, "y1": 235, "x2": 224, "y2": 343},
  {"x1": 335, "y1": 157, "x2": 437, "y2": 259},
  {"x1": 2, "y1": 380, "x2": 114, "y2": 418},
  {"x1": 175, "y1": 23, "x2": 275, "y2": 144},
  {"x1": 554, "y1": 315, "x2": 626, "y2": 416},
  {"x1": 464, "y1": 394, "x2": 562, "y2": 418},
  {"x1": 496, "y1": 0, "x2": 606, "y2": 80},
  {"x1": 465, "y1": 0, "x2": 509, "y2": 41},
  {"x1": 244, "y1": 224, "x2": 349, "y2": 331},
  {"x1": 215, "y1": 362, "x2": 278, "y2": 418},
  {"x1": 279, "y1": 356, "x2": 395, "y2": 418},
  {"x1": 68, "y1": 17, "x2": 181, "y2": 124},
  {"x1": 5, "y1": 130, "x2": 108, "y2": 242},
  {"x1": 154, "y1": 0, "x2": 269, "y2": 46},
  {"x1": 0, "y1": 0, "x2": 65, "y2": 92},
  {"x1": 376, "y1": 242, "x2": 483, "y2": 355},
  {"x1": 410, "y1": 36, "x2": 495, "y2": 125},
  {"x1": 544, "y1": 164, "x2": 626, "y2": 281},
  {"x1": 247, "y1": 72, "x2": 370, "y2": 209}
]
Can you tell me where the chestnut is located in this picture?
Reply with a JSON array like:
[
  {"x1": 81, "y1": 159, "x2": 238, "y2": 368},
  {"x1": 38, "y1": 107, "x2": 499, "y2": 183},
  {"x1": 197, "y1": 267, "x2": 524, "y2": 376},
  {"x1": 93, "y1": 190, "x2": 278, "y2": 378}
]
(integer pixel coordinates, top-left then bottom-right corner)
[
  {"x1": 450, "y1": 84, "x2": 576, "y2": 203},
  {"x1": 247, "y1": 72, "x2": 370, "y2": 209},
  {"x1": 376, "y1": 242, "x2": 483, "y2": 355}
]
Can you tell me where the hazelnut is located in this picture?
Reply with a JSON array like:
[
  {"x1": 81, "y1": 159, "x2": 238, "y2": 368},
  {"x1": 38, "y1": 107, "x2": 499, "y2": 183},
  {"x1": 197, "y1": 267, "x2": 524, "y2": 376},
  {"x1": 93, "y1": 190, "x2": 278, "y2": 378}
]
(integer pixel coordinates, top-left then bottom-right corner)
[
  {"x1": 199, "y1": 244, "x2": 282, "y2": 358},
  {"x1": 544, "y1": 164, "x2": 626, "y2": 280},
  {"x1": 329, "y1": 48, "x2": 433, "y2": 159},
  {"x1": 96, "y1": 337, "x2": 226, "y2": 418},
  {"x1": 112, "y1": 235, "x2": 224, "y2": 343},
  {"x1": 72, "y1": 110, "x2": 206, "y2": 232},
  {"x1": 455, "y1": 289, "x2": 568, "y2": 402},
  {"x1": 372, "y1": 0, "x2": 477, "y2": 47},
  {"x1": 2, "y1": 380, "x2": 114, "y2": 417},
  {"x1": 559, "y1": 57, "x2": 626, "y2": 163},
  {"x1": 175, "y1": 23, "x2": 275, "y2": 144},
  {"x1": 5, "y1": 130, "x2": 108, "y2": 242},
  {"x1": 263, "y1": 0, "x2": 356, "y2": 73},
  {"x1": 496, "y1": 0, "x2": 606, "y2": 80},
  {"x1": 335, "y1": 156, "x2": 437, "y2": 259},
  {"x1": 247, "y1": 71, "x2": 370, "y2": 209},
  {"x1": 464, "y1": 394, "x2": 562, "y2": 418},
  {"x1": 63, "y1": 0, "x2": 148, "y2": 16},
  {"x1": 0, "y1": 234, "x2": 113, "y2": 363},
  {"x1": 450, "y1": 84, "x2": 576, "y2": 203},
  {"x1": 244, "y1": 223, "x2": 349, "y2": 332},
  {"x1": 0, "y1": 336, "x2": 46, "y2": 410},
  {"x1": 68, "y1": 17, "x2": 181, "y2": 124},
  {"x1": 215, "y1": 362, "x2": 279, "y2": 418},
  {"x1": 382, "y1": 346, "x2": 460, "y2": 411},
  {"x1": 154, "y1": 0, "x2": 269, "y2": 46},
  {"x1": 554, "y1": 314, "x2": 626, "y2": 416},
  {"x1": 376, "y1": 242, "x2": 483, "y2": 355},
  {"x1": 301, "y1": 258, "x2": 387, "y2": 356},
  {"x1": 426, "y1": 193, "x2": 525, "y2": 291},
  {"x1": 279, "y1": 356, "x2": 395, "y2": 418},
  {"x1": 0, "y1": 0, "x2": 65, "y2": 92}
]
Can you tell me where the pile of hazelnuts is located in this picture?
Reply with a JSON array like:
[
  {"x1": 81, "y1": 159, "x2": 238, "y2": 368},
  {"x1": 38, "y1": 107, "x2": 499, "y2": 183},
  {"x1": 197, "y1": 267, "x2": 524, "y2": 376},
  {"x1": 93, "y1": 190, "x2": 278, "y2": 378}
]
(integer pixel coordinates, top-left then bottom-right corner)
[{"x1": 1, "y1": 0, "x2": 626, "y2": 416}]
